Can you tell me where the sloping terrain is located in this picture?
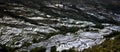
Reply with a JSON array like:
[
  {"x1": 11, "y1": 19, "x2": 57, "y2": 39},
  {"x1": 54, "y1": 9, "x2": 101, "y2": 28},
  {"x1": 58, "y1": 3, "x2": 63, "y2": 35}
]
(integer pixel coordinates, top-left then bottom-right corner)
[{"x1": 0, "y1": 0, "x2": 120, "y2": 52}]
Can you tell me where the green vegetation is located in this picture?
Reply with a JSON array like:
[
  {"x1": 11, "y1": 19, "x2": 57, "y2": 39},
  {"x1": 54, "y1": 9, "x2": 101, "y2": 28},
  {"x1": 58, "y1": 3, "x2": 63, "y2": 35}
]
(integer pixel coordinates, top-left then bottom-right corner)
[
  {"x1": 82, "y1": 31, "x2": 120, "y2": 52},
  {"x1": 92, "y1": 23, "x2": 104, "y2": 29},
  {"x1": 32, "y1": 38, "x2": 42, "y2": 43},
  {"x1": 30, "y1": 47, "x2": 46, "y2": 52},
  {"x1": 0, "y1": 31, "x2": 120, "y2": 52},
  {"x1": 22, "y1": 42, "x2": 32, "y2": 47},
  {"x1": 0, "y1": 13, "x2": 4, "y2": 18},
  {"x1": 104, "y1": 31, "x2": 120, "y2": 38},
  {"x1": 20, "y1": 51, "x2": 28, "y2": 52},
  {"x1": 61, "y1": 48, "x2": 78, "y2": 52},
  {"x1": 54, "y1": 26, "x2": 80, "y2": 34},
  {"x1": 51, "y1": 46, "x2": 58, "y2": 52},
  {"x1": 0, "y1": 44, "x2": 17, "y2": 52},
  {"x1": 40, "y1": 26, "x2": 80, "y2": 40},
  {"x1": 45, "y1": 32, "x2": 59, "y2": 39}
]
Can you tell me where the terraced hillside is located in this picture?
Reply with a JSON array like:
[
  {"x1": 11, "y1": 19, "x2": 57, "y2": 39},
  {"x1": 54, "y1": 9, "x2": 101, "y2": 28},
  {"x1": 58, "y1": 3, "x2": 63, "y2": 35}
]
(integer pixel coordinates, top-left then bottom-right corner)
[{"x1": 0, "y1": 0, "x2": 120, "y2": 52}]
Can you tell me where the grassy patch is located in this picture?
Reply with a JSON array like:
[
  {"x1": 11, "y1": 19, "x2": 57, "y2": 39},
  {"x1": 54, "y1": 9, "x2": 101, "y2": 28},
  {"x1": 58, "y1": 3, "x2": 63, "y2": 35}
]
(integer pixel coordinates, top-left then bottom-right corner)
[
  {"x1": 0, "y1": 44, "x2": 18, "y2": 52},
  {"x1": 92, "y1": 23, "x2": 104, "y2": 29},
  {"x1": 104, "y1": 31, "x2": 120, "y2": 38},
  {"x1": 61, "y1": 47, "x2": 78, "y2": 52},
  {"x1": 53, "y1": 26, "x2": 80, "y2": 34},
  {"x1": 32, "y1": 38, "x2": 42, "y2": 43},
  {"x1": 30, "y1": 47, "x2": 46, "y2": 52},
  {"x1": 51, "y1": 46, "x2": 58, "y2": 52},
  {"x1": 82, "y1": 32, "x2": 120, "y2": 52},
  {"x1": 22, "y1": 42, "x2": 32, "y2": 47},
  {"x1": 45, "y1": 32, "x2": 60, "y2": 39}
]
